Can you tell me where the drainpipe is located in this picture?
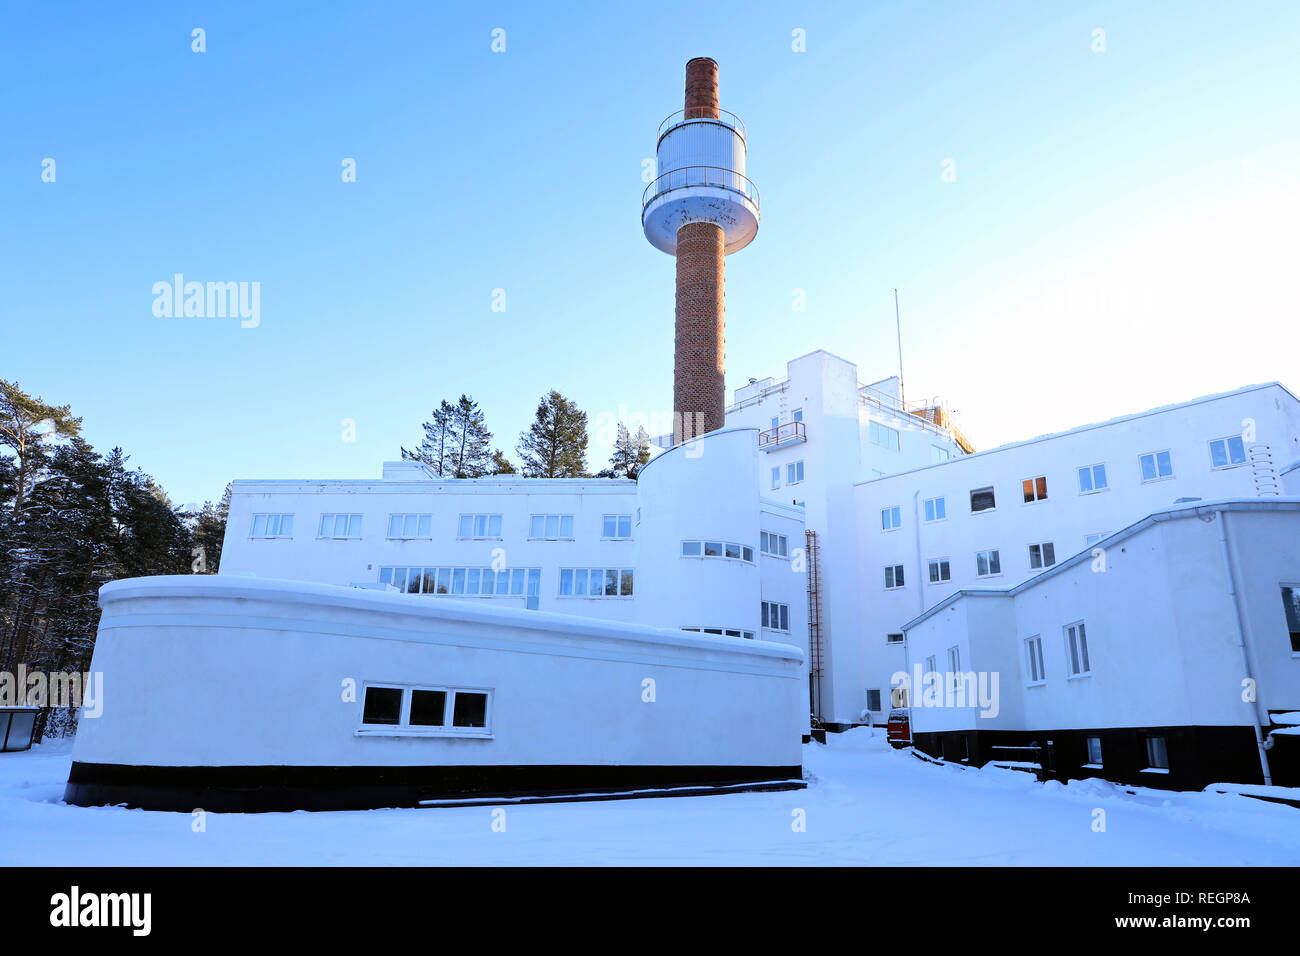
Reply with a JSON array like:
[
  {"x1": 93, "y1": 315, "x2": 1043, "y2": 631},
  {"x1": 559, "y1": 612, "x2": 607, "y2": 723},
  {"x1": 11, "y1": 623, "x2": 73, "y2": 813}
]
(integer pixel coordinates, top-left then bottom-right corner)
[
  {"x1": 1215, "y1": 508, "x2": 1273, "y2": 785},
  {"x1": 912, "y1": 490, "x2": 925, "y2": 616}
]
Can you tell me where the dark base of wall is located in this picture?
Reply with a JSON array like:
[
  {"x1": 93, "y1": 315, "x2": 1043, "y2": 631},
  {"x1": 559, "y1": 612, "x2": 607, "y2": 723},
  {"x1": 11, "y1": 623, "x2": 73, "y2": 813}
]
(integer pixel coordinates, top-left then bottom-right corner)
[
  {"x1": 911, "y1": 725, "x2": 1267, "y2": 792},
  {"x1": 63, "y1": 762, "x2": 806, "y2": 813}
]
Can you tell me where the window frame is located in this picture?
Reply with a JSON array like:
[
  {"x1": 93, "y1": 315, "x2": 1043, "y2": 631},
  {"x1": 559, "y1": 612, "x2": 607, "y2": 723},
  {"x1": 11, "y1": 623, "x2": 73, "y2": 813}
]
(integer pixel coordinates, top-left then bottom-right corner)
[
  {"x1": 884, "y1": 564, "x2": 905, "y2": 590},
  {"x1": 388, "y1": 513, "x2": 436, "y2": 540},
  {"x1": 601, "y1": 514, "x2": 633, "y2": 539},
  {"x1": 1138, "y1": 449, "x2": 1174, "y2": 483},
  {"x1": 881, "y1": 505, "x2": 902, "y2": 532},
  {"x1": 926, "y1": 557, "x2": 951, "y2": 584},
  {"x1": 974, "y1": 548, "x2": 1002, "y2": 578},
  {"x1": 1028, "y1": 541, "x2": 1057, "y2": 571},
  {"x1": 1064, "y1": 620, "x2": 1091, "y2": 678},
  {"x1": 1280, "y1": 584, "x2": 1300, "y2": 655},
  {"x1": 970, "y1": 486, "x2": 996, "y2": 514},
  {"x1": 528, "y1": 513, "x2": 575, "y2": 540},
  {"x1": 356, "y1": 682, "x2": 494, "y2": 738},
  {"x1": 250, "y1": 513, "x2": 295, "y2": 538},
  {"x1": 923, "y1": 496, "x2": 947, "y2": 522},
  {"x1": 318, "y1": 513, "x2": 363, "y2": 539},
  {"x1": 1077, "y1": 463, "x2": 1108, "y2": 495},
  {"x1": 1208, "y1": 435, "x2": 1248, "y2": 470},
  {"x1": 1021, "y1": 475, "x2": 1048, "y2": 504},
  {"x1": 1024, "y1": 635, "x2": 1046, "y2": 685}
]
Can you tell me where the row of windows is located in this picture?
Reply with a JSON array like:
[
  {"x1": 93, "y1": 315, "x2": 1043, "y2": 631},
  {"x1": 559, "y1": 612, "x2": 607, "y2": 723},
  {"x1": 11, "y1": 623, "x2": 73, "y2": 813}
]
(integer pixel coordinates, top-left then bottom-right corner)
[
  {"x1": 882, "y1": 437, "x2": 1253, "y2": 533},
  {"x1": 884, "y1": 542, "x2": 1060, "y2": 589},
  {"x1": 559, "y1": 568, "x2": 634, "y2": 598},
  {"x1": 683, "y1": 626, "x2": 757, "y2": 641},
  {"x1": 380, "y1": 565, "x2": 541, "y2": 598},
  {"x1": 1024, "y1": 621, "x2": 1092, "y2": 683},
  {"x1": 680, "y1": 540, "x2": 755, "y2": 563},
  {"x1": 252, "y1": 512, "x2": 635, "y2": 541},
  {"x1": 769, "y1": 409, "x2": 804, "y2": 428},
  {"x1": 761, "y1": 601, "x2": 791, "y2": 632},
  {"x1": 760, "y1": 531, "x2": 790, "y2": 557},
  {"x1": 360, "y1": 683, "x2": 490, "y2": 735}
]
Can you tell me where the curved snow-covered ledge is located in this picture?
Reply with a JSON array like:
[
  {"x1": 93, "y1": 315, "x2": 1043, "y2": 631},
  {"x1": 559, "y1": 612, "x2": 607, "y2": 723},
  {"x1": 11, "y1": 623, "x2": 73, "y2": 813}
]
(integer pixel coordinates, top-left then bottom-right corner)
[{"x1": 67, "y1": 575, "x2": 804, "y2": 811}]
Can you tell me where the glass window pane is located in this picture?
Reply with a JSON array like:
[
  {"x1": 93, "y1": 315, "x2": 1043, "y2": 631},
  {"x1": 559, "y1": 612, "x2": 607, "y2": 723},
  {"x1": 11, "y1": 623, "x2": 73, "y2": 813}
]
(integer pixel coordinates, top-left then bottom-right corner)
[
  {"x1": 977, "y1": 553, "x2": 989, "y2": 576},
  {"x1": 560, "y1": 515, "x2": 573, "y2": 537},
  {"x1": 761, "y1": 603, "x2": 770, "y2": 628},
  {"x1": 252, "y1": 514, "x2": 267, "y2": 536},
  {"x1": 725, "y1": 543, "x2": 741, "y2": 559},
  {"x1": 437, "y1": 567, "x2": 451, "y2": 594},
  {"x1": 489, "y1": 515, "x2": 502, "y2": 536},
  {"x1": 742, "y1": 546, "x2": 753, "y2": 562},
  {"x1": 418, "y1": 515, "x2": 431, "y2": 537},
  {"x1": 682, "y1": 541, "x2": 701, "y2": 556},
  {"x1": 362, "y1": 686, "x2": 402, "y2": 725},
  {"x1": 452, "y1": 692, "x2": 488, "y2": 728},
  {"x1": 545, "y1": 515, "x2": 559, "y2": 537},
  {"x1": 406, "y1": 572, "x2": 420, "y2": 594},
  {"x1": 937, "y1": 498, "x2": 946, "y2": 519},
  {"x1": 574, "y1": 568, "x2": 587, "y2": 595},
  {"x1": 620, "y1": 570, "x2": 633, "y2": 596},
  {"x1": 1157, "y1": 451, "x2": 1171, "y2": 476},
  {"x1": 603, "y1": 516, "x2": 616, "y2": 537},
  {"x1": 281, "y1": 514, "x2": 293, "y2": 536},
  {"x1": 404, "y1": 515, "x2": 418, "y2": 537},
  {"x1": 704, "y1": 541, "x2": 722, "y2": 556},
  {"x1": 1228, "y1": 436, "x2": 1245, "y2": 463},
  {"x1": 780, "y1": 605, "x2": 789, "y2": 631},
  {"x1": 511, "y1": 569, "x2": 525, "y2": 594},
  {"x1": 618, "y1": 516, "x2": 631, "y2": 537},
  {"x1": 527, "y1": 569, "x2": 541, "y2": 597},
  {"x1": 347, "y1": 515, "x2": 361, "y2": 536},
  {"x1": 605, "y1": 569, "x2": 618, "y2": 596},
  {"x1": 989, "y1": 551, "x2": 1001, "y2": 574},
  {"x1": 379, "y1": 567, "x2": 393, "y2": 585},
  {"x1": 495, "y1": 569, "x2": 509, "y2": 595},
  {"x1": 1094, "y1": 465, "x2": 1106, "y2": 489},
  {"x1": 409, "y1": 690, "x2": 446, "y2": 726},
  {"x1": 1043, "y1": 543, "x2": 1055, "y2": 566},
  {"x1": 475, "y1": 515, "x2": 488, "y2": 536},
  {"x1": 560, "y1": 569, "x2": 573, "y2": 595},
  {"x1": 459, "y1": 515, "x2": 474, "y2": 537},
  {"x1": 530, "y1": 516, "x2": 544, "y2": 537},
  {"x1": 466, "y1": 569, "x2": 480, "y2": 593},
  {"x1": 335, "y1": 514, "x2": 349, "y2": 536},
  {"x1": 452, "y1": 568, "x2": 466, "y2": 594},
  {"x1": 1140, "y1": 455, "x2": 1156, "y2": 480},
  {"x1": 423, "y1": 570, "x2": 438, "y2": 594}
]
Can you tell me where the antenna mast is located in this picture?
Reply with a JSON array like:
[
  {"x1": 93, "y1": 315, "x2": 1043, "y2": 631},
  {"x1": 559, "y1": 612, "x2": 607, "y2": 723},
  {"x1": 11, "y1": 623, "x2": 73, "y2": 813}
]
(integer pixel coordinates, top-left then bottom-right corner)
[{"x1": 894, "y1": 288, "x2": 905, "y2": 407}]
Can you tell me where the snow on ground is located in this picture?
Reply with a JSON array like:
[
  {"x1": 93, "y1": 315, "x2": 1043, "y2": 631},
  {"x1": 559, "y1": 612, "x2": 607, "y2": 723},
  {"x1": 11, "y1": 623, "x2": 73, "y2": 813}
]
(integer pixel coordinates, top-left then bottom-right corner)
[{"x1": 3, "y1": 729, "x2": 1298, "y2": 866}]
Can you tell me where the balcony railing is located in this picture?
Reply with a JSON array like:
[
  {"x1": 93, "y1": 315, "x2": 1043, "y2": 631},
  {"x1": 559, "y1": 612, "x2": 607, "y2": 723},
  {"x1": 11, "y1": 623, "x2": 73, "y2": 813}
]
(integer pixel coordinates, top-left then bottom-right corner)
[
  {"x1": 859, "y1": 385, "x2": 974, "y2": 454},
  {"x1": 657, "y1": 107, "x2": 747, "y2": 143},
  {"x1": 758, "y1": 420, "x2": 806, "y2": 451},
  {"x1": 641, "y1": 165, "x2": 761, "y2": 217}
]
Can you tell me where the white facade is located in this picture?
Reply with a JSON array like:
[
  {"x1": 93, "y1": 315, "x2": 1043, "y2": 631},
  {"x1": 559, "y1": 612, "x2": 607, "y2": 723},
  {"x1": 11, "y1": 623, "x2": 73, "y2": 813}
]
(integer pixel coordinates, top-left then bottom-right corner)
[
  {"x1": 855, "y1": 382, "x2": 1300, "y2": 717},
  {"x1": 900, "y1": 499, "x2": 1300, "y2": 787}
]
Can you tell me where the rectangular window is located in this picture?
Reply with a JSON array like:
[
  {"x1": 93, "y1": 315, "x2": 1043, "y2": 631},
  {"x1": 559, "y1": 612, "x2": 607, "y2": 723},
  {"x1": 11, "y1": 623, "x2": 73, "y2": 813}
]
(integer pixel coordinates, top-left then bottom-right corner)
[
  {"x1": 1281, "y1": 586, "x2": 1300, "y2": 653},
  {"x1": 881, "y1": 506, "x2": 901, "y2": 531},
  {"x1": 602, "y1": 514, "x2": 633, "y2": 538},
  {"x1": 452, "y1": 692, "x2": 489, "y2": 728},
  {"x1": 1028, "y1": 542, "x2": 1056, "y2": 570},
  {"x1": 681, "y1": 540, "x2": 702, "y2": 556},
  {"x1": 792, "y1": 409, "x2": 803, "y2": 422},
  {"x1": 1139, "y1": 450, "x2": 1173, "y2": 482},
  {"x1": 761, "y1": 601, "x2": 790, "y2": 632},
  {"x1": 1065, "y1": 621, "x2": 1091, "y2": 677},
  {"x1": 927, "y1": 558, "x2": 951, "y2": 583},
  {"x1": 925, "y1": 655, "x2": 937, "y2": 679},
  {"x1": 559, "y1": 568, "x2": 633, "y2": 598},
  {"x1": 1078, "y1": 463, "x2": 1107, "y2": 493},
  {"x1": 458, "y1": 514, "x2": 503, "y2": 538},
  {"x1": 770, "y1": 466, "x2": 780, "y2": 490},
  {"x1": 1022, "y1": 476, "x2": 1048, "y2": 503},
  {"x1": 970, "y1": 487, "x2": 996, "y2": 513},
  {"x1": 975, "y1": 549, "x2": 1001, "y2": 577},
  {"x1": 870, "y1": 421, "x2": 900, "y2": 451},
  {"x1": 1144, "y1": 735, "x2": 1169, "y2": 770},
  {"x1": 1086, "y1": 736, "x2": 1103, "y2": 766},
  {"x1": 866, "y1": 689, "x2": 882, "y2": 712},
  {"x1": 1209, "y1": 435, "x2": 1247, "y2": 468},
  {"x1": 884, "y1": 564, "x2": 905, "y2": 589},
  {"x1": 529, "y1": 514, "x2": 574, "y2": 539},
  {"x1": 947, "y1": 645, "x2": 960, "y2": 677},
  {"x1": 319, "y1": 513, "x2": 362, "y2": 538},
  {"x1": 924, "y1": 496, "x2": 946, "y2": 522},
  {"x1": 409, "y1": 689, "x2": 447, "y2": 727},
  {"x1": 760, "y1": 531, "x2": 789, "y2": 557},
  {"x1": 389, "y1": 513, "x2": 435, "y2": 538},
  {"x1": 931, "y1": 445, "x2": 951, "y2": 464},
  {"x1": 1025, "y1": 636, "x2": 1045, "y2": 684},
  {"x1": 886, "y1": 633, "x2": 904, "y2": 644},
  {"x1": 250, "y1": 513, "x2": 294, "y2": 538},
  {"x1": 379, "y1": 566, "x2": 536, "y2": 598},
  {"x1": 359, "y1": 685, "x2": 492, "y2": 736},
  {"x1": 770, "y1": 416, "x2": 780, "y2": 429},
  {"x1": 787, "y1": 460, "x2": 805, "y2": 484},
  {"x1": 682, "y1": 540, "x2": 753, "y2": 562},
  {"x1": 1085, "y1": 532, "x2": 1106, "y2": 547},
  {"x1": 361, "y1": 686, "x2": 403, "y2": 725}
]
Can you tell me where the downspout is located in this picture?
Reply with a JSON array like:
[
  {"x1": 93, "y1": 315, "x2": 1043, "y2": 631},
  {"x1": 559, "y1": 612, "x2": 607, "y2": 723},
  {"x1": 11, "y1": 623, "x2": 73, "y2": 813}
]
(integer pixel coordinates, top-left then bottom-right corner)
[
  {"x1": 1215, "y1": 508, "x2": 1273, "y2": 785},
  {"x1": 902, "y1": 489, "x2": 924, "y2": 711}
]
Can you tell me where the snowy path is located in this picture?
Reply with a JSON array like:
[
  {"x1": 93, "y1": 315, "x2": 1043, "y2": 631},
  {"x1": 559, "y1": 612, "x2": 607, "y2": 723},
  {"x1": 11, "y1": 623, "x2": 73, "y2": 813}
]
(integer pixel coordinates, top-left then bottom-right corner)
[{"x1": 3, "y1": 730, "x2": 1298, "y2": 866}]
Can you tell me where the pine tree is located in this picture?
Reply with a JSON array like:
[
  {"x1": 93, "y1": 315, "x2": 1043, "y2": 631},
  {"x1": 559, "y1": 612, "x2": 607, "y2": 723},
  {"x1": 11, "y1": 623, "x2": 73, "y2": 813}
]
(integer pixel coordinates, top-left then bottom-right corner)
[
  {"x1": 0, "y1": 379, "x2": 82, "y2": 515},
  {"x1": 517, "y1": 391, "x2": 589, "y2": 478},
  {"x1": 401, "y1": 400, "x2": 457, "y2": 477},
  {"x1": 191, "y1": 484, "x2": 231, "y2": 573},
  {"x1": 609, "y1": 423, "x2": 652, "y2": 478},
  {"x1": 446, "y1": 395, "x2": 493, "y2": 478},
  {"x1": 490, "y1": 449, "x2": 517, "y2": 475}
]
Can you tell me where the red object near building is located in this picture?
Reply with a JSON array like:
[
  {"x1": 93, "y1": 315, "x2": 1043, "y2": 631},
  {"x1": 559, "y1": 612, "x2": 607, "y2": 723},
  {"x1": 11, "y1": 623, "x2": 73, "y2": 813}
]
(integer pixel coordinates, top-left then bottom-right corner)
[{"x1": 886, "y1": 708, "x2": 912, "y2": 748}]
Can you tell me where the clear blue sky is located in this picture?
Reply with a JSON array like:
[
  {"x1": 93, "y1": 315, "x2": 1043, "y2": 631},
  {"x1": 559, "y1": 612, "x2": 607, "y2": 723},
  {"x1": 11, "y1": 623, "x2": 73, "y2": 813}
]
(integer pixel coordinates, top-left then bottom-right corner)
[{"x1": 3, "y1": 1, "x2": 1297, "y2": 505}]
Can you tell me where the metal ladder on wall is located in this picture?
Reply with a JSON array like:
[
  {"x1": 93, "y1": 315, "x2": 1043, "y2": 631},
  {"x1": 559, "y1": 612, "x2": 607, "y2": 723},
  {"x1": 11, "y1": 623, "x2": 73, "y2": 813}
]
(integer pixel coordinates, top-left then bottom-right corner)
[
  {"x1": 1249, "y1": 443, "x2": 1281, "y2": 496},
  {"x1": 805, "y1": 529, "x2": 825, "y2": 727}
]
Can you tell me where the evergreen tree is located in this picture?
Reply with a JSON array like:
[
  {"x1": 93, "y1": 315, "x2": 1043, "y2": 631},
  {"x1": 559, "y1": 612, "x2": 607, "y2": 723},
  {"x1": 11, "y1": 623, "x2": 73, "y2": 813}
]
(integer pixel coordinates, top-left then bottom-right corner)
[
  {"x1": 191, "y1": 483, "x2": 231, "y2": 573},
  {"x1": 401, "y1": 400, "x2": 457, "y2": 476},
  {"x1": 490, "y1": 449, "x2": 517, "y2": 475},
  {"x1": 0, "y1": 379, "x2": 82, "y2": 515},
  {"x1": 446, "y1": 394, "x2": 493, "y2": 478},
  {"x1": 517, "y1": 391, "x2": 590, "y2": 478},
  {"x1": 609, "y1": 423, "x2": 652, "y2": 478}
]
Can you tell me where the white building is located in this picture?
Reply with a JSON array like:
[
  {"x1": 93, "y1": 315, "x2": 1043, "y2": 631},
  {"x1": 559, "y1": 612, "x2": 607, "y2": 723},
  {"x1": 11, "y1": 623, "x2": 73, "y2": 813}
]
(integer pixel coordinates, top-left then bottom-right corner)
[{"x1": 899, "y1": 498, "x2": 1300, "y2": 790}]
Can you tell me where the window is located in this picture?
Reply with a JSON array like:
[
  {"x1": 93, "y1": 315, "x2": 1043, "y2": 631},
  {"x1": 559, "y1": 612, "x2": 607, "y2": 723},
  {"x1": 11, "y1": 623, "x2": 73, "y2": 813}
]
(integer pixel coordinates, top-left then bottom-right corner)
[
  {"x1": 886, "y1": 633, "x2": 904, "y2": 644},
  {"x1": 927, "y1": 558, "x2": 951, "y2": 583},
  {"x1": 559, "y1": 568, "x2": 633, "y2": 598},
  {"x1": 924, "y1": 496, "x2": 946, "y2": 522},
  {"x1": 947, "y1": 645, "x2": 961, "y2": 677},
  {"x1": 319, "y1": 513, "x2": 362, "y2": 538},
  {"x1": 250, "y1": 513, "x2": 294, "y2": 538},
  {"x1": 529, "y1": 514, "x2": 574, "y2": 539},
  {"x1": 931, "y1": 445, "x2": 951, "y2": 464},
  {"x1": 380, "y1": 565, "x2": 539, "y2": 598},
  {"x1": 770, "y1": 466, "x2": 782, "y2": 489},
  {"x1": 361, "y1": 686, "x2": 403, "y2": 725},
  {"x1": 682, "y1": 626, "x2": 756, "y2": 641},
  {"x1": 1139, "y1": 450, "x2": 1173, "y2": 482},
  {"x1": 390, "y1": 513, "x2": 435, "y2": 538},
  {"x1": 866, "y1": 689, "x2": 882, "y2": 712},
  {"x1": 1085, "y1": 532, "x2": 1106, "y2": 547},
  {"x1": 793, "y1": 409, "x2": 803, "y2": 422},
  {"x1": 1086, "y1": 736, "x2": 1103, "y2": 766},
  {"x1": 681, "y1": 540, "x2": 754, "y2": 563},
  {"x1": 1064, "y1": 621, "x2": 1090, "y2": 677},
  {"x1": 760, "y1": 531, "x2": 789, "y2": 557},
  {"x1": 1025, "y1": 636, "x2": 1045, "y2": 684},
  {"x1": 787, "y1": 460, "x2": 805, "y2": 484},
  {"x1": 602, "y1": 514, "x2": 633, "y2": 538},
  {"x1": 1281, "y1": 586, "x2": 1300, "y2": 653},
  {"x1": 359, "y1": 684, "x2": 492, "y2": 736},
  {"x1": 881, "y1": 506, "x2": 901, "y2": 531},
  {"x1": 970, "y1": 487, "x2": 996, "y2": 513},
  {"x1": 761, "y1": 601, "x2": 790, "y2": 632},
  {"x1": 1144, "y1": 735, "x2": 1169, "y2": 770},
  {"x1": 1028, "y1": 542, "x2": 1056, "y2": 570},
  {"x1": 1209, "y1": 435, "x2": 1247, "y2": 469},
  {"x1": 925, "y1": 655, "x2": 937, "y2": 679},
  {"x1": 770, "y1": 416, "x2": 780, "y2": 429},
  {"x1": 884, "y1": 564, "x2": 905, "y2": 589},
  {"x1": 975, "y1": 549, "x2": 1001, "y2": 577},
  {"x1": 457, "y1": 514, "x2": 502, "y2": 538},
  {"x1": 870, "y1": 421, "x2": 900, "y2": 451},
  {"x1": 1022, "y1": 476, "x2": 1048, "y2": 503},
  {"x1": 1078, "y1": 463, "x2": 1107, "y2": 493}
]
